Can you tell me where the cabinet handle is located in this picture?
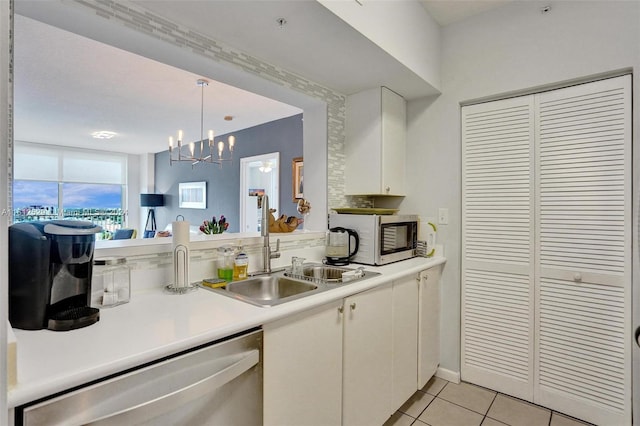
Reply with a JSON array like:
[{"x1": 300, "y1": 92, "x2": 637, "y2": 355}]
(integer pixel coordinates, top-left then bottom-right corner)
[
  {"x1": 338, "y1": 306, "x2": 344, "y2": 314},
  {"x1": 350, "y1": 303, "x2": 356, "y2": 311},
  {"x1": 385, "y1": 186, "x2": 391, "y2": 193},
  {"x1": 573, "y1": 273, "x2": 582, "y2": 282}
]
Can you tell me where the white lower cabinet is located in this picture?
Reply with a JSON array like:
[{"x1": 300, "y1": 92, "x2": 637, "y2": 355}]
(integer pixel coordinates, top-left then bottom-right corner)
[
  {"x1": 342, "y1": 284, "x2": 393, "y2": 426},
  {"x1": 264, "y1": 267, "x2": 441, "y2": 426},
  {"x1": 391, "y1": 275, "x2": 419, "y2": 409},
  {"x1": 263, "y1": 300, "x2": 343, "y2": 426},
  {"x1": 418, "y1": 265, "x2": 441, "y2": 388}
]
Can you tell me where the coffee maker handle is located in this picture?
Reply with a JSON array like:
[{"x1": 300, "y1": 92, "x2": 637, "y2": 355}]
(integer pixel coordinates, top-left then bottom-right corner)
[{"x1": 348, "y1": 229, "x2": 360, "y2": 258}]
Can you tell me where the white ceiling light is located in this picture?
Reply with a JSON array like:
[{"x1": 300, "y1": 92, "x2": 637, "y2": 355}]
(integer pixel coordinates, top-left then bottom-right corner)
[
  {"x1": 168, "y1": 79, "x2": 236, "y2": 167},
  {"x1": 91, "y1": 130, "x2": 117, "y2": 139},
  {"x1": 259, "y1": 161, "x2": 273, "y2": 173}
]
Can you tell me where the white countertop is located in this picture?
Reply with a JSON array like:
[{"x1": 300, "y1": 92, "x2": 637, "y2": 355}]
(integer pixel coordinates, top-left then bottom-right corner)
[{"x1": 8, "y1": 256, "x2": 446, "y2": 408}]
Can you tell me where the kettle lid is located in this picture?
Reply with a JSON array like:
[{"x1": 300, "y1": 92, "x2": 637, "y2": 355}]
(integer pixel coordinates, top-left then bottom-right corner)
[{"x1": 329, "y1": 227, "x2": 348, "y2": 233}]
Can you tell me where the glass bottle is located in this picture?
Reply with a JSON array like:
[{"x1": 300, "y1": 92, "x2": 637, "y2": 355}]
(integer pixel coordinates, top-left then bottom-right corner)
[
  {"x1": 217, "y1": 246, "x2": 235, "y2": 282},
  {"x1": 94, "y1": 257, "x2": 130, "y2": 307},
  {"x1": 233, "y1": 251, "x2": 249, "y2": 281}
]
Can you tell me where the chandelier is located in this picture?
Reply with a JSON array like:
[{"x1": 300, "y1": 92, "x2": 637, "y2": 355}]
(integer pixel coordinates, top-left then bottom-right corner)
[{"x1": 168, "y1": 79, "x2": 235, "y2": 167}]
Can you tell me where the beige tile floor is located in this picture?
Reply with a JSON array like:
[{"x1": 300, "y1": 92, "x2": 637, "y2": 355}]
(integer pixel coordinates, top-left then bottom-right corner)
[{"x1": 383, "y1": 378, "x2": 594, "y2": 426}]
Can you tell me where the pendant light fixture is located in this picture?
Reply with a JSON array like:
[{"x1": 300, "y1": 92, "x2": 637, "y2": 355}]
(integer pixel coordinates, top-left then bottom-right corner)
[{"x1": 168, "y1": 79, "x2": 235, "y2": 167}]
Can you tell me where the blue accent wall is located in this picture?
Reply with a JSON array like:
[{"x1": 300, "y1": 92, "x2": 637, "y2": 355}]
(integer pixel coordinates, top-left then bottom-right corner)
[{"x1": 154, "y1": 113, "x2": 303, "y2": 232}]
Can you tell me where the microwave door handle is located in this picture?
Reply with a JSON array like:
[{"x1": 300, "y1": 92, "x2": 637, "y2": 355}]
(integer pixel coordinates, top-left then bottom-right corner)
[{"x1": 87, "y1": 349, "x2": 259, "y2": 425}]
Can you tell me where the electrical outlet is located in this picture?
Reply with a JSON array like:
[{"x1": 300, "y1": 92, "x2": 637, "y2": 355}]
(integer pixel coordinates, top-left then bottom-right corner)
[{"x1": 438, "y1": 208, "x2": 449, "y2": 225}]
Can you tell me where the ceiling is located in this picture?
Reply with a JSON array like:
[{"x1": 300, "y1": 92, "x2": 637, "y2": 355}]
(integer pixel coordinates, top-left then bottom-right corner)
[
  {"x1": 14, "y1": 1, "x2": 511, "y2": 155},
  {"x1": 420, "y1": 0, "x2": 513, "y2": 26},
  {"x1": 13, "y1": 14, "x2": 302, "y2": 155}
]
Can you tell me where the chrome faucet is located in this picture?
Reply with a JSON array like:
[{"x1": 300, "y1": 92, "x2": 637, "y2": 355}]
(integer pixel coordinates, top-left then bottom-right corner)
[{"x1": 257, "y1": 194, "x2": 280, "y2": 274}]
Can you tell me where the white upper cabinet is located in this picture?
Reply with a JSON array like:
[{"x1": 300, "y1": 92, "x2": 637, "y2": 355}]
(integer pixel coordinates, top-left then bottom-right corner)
[{"x1": 345, "y1": 87, "x2": 407, "y2": 196}]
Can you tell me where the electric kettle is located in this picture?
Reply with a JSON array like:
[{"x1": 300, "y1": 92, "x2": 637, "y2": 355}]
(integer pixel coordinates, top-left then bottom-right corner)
[{"x1": 325, "y1": 227, "x2": 359, "y2": 266}]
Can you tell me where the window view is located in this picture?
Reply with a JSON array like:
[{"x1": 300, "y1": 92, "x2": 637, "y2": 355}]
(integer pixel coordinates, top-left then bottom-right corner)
[
  {"x1": 13, "y1": 180, "x2": 59, "y2": 221},
  {"x1": 13, "y1": 142, "x2": 128, "y2": 239},
  {"x1": 13, "y1": 181, "x2": 126, "y2": 239}
]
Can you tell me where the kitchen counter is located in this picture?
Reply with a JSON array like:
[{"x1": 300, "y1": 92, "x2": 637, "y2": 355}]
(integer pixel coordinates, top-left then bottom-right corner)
[{"x1": 8, "y1": 256, "x2": 446, "y2": 409}]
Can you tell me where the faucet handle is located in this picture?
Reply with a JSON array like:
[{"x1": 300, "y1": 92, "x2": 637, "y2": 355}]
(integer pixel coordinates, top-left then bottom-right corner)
[{"x1": 271, "y1": 239, "x2": 281, "y2": 259}]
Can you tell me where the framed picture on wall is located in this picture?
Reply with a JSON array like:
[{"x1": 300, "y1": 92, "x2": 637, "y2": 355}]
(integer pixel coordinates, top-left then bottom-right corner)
[
  {"x1": 292, "y1": 157, "x2": 303, "y2": 201},
  {"x1": 179, "y1": 181, "x2": 206, "y2": 209},
  {"x1": 249, "y1": 188, "x2": 265, "y2": 196}
]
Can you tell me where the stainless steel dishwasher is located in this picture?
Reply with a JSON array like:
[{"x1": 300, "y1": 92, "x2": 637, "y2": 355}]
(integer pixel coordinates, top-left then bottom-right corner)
[{"x1": 17, "y1": 329, "x2": 262, "y2": 426}]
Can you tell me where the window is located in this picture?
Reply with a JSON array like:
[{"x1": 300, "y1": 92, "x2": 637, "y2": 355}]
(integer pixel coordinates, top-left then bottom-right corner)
[{"x1": 13, "y1": 142, "x2": 128, "y2": 236}]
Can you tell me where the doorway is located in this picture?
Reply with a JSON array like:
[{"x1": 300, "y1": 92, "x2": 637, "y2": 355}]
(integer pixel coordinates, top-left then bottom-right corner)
[{"x1": 240, "y1": 153, "x2": 280, "y2": 233}]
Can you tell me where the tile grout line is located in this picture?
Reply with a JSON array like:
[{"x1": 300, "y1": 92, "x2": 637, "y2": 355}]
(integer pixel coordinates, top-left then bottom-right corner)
[
  {"x1": 408, "y1": 381, "x2": 449, "y2": 424},
  {"x1": 482, "y1": 391, "x2": 499, "y2": 426},
  {"x1": 405, "y1": 381, "x2": 594, "y2": 426}
]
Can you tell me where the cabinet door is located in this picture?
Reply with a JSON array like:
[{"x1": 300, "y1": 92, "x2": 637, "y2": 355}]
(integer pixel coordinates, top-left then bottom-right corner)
[
  {"x1": 345, "y1": 87, "x2": 383, "y2": 195},
  {"x1": 380, "y1": 86, "x2": 406, "y2": 195},
  {"x1": 461, "y1": 95, "x2": 536, "y2": 401},
  {"x1": 418, "y1": 265, "x2": 442, "y2": 388},
  {"x1": 343, "y1": 284, "x2": 393, "y2": 426},
  {"x1": 345, "y1": 87, "x2": 406, "y2": 195},
  {"x1": 392, "y1": 274, "x2": 419, "y2": 409},
  {"x1": 535, "y1": 75, "x2": 631, "y2": 426},
  {"x1": 263, "y1": 300, "x2": 343, "y2": 426}
]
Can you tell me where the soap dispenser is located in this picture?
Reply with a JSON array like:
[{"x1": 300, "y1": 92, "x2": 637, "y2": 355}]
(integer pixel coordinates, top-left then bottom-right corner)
[
  {"x1": 233, "y1": 247, "x2": 249, "y2": 281},
  {"x1": 217, "y1": 245, "x2": 235, "y2": 282}
]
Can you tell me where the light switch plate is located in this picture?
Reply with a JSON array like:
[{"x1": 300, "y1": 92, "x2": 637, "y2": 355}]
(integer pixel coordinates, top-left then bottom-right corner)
[{"x1": 438, "y1": 208, "x2": 449, "y2": 225}]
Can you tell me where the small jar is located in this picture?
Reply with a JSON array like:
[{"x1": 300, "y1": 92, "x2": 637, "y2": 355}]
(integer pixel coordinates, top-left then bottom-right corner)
[
  {"x1": 291, "y1": 256, "x2": 305, "y2": 277},
  {"x1": 94, "y1": 257, "x2": 130, "y2": 307}
]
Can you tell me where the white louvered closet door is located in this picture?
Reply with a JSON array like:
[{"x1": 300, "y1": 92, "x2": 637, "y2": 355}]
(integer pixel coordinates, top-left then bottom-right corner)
[
  {"x1": 461, "y1": 96, "x2": 536, "y2": 401},
  {"x1": 535, "y1": 75, "x2": 631, "y2": 426},
  {"x1": 462, "y1": 75, "x2": 631, "y2": 426}
]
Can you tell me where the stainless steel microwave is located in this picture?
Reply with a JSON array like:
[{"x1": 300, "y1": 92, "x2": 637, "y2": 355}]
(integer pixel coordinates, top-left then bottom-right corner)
[{"x1": 329, "y1": 214, "x2": 418, "y2": 265}]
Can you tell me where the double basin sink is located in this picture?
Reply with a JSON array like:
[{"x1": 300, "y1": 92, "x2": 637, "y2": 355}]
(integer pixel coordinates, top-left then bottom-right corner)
[{"x1": 204, "y1": 264, "x2": 379, "y2": 307}]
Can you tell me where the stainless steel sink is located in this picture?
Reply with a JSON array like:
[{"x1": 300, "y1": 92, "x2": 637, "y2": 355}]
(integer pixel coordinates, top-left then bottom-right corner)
[
  {"x1": 200, "y1": 264, "x2": 379, "y2": 307},
  {"x1": 204, "y1": 275, "x2": 320, "y2": 307},
  {"x1": 285, "y1": 264, "x2": 376, "y2": 284},
  {"x1": 300, "y1": 265, "x2": 353, "y2": 282}
]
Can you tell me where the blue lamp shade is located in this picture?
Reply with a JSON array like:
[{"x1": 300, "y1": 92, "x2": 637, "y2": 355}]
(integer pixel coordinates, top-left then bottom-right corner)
[{"x1": 140, "y1": 194, "x2": 164, "y2": 207}]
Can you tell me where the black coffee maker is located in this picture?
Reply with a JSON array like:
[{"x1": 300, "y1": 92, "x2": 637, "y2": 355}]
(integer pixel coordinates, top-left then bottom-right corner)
[{"x1": 9, "y1": 220, "x2": 102, "y2": 331}]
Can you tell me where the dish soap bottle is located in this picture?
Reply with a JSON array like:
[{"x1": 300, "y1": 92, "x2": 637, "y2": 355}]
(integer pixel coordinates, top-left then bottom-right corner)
[
  {"x1": 217, "y1": 245, "x2": 235, "y2": 282},
  {"x1": 233, "y1": 249, "x2": 249, "y2": 281}
]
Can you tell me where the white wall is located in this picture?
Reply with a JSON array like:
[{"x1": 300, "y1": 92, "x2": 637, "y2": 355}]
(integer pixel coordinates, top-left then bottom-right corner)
[
  {"x1": 404, "y1": 0, "x2": 640, "y2": 374},
  {"x1": 318, "y1": 0, "x2": 441, "y2": 92}
]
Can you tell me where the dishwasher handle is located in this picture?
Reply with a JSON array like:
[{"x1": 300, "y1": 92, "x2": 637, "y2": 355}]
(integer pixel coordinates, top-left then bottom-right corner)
[{"x1": 89, "y1": 349, "x2": 259, "y2": 425}]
